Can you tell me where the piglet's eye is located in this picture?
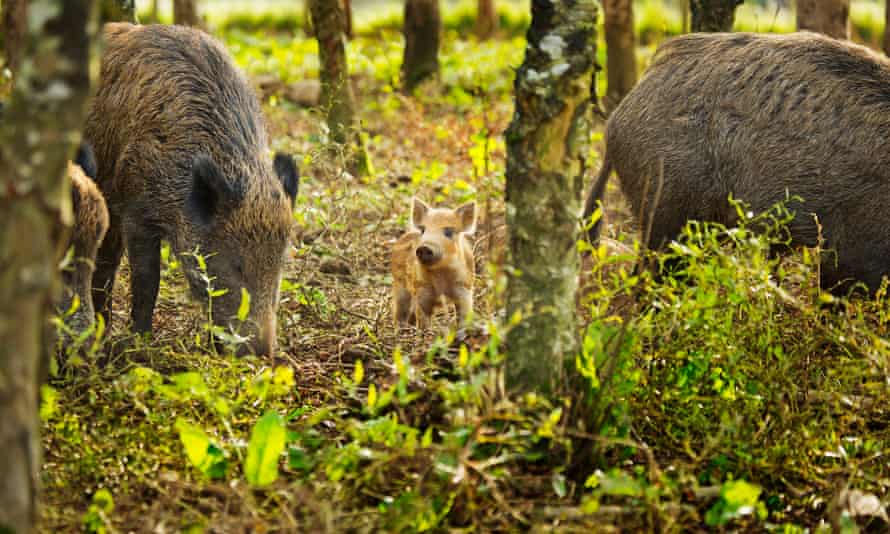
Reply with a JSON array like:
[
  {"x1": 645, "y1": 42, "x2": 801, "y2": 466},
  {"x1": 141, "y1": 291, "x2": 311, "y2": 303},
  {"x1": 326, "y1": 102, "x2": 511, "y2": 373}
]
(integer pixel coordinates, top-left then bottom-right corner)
[
  {"x1": 418, "y1": 225, "x2": 426, "y2": 234},
  {"x1": 443, "y1": 228, "x2": 455, "y2": 239}
]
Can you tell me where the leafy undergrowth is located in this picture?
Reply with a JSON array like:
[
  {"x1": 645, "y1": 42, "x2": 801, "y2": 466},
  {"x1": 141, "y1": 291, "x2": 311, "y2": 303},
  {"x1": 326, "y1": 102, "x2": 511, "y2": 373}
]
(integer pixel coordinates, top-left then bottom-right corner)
[{"x1": 39, "y1": 13, "x2": 890, "y2": 534}]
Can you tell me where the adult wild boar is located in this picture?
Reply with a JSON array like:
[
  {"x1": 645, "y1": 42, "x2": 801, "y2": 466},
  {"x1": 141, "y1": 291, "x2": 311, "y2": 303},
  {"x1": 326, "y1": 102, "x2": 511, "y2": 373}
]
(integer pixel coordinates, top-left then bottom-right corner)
[
  {"x1": 584, "y1": 32, "x2": 890, "y2": 294},
  {"x1": 85, "y1": 23, "x2": 299, "y2": 355}
]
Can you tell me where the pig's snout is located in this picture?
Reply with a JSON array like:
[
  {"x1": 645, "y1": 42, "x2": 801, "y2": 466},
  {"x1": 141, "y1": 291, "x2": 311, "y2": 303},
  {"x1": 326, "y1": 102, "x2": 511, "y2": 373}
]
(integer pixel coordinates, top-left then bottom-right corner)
[{"x1": 416, "y1": 245, "x2": 440, "y2": 265}]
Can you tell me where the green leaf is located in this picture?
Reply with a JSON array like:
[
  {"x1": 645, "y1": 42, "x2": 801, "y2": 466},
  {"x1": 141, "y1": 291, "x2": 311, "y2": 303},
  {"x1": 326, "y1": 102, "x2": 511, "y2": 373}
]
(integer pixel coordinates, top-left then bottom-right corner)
[
  {"x1": 176, "y1": 418, "x2": 212, "y2": 469},
  {"x1": 237, "y1": 287, "x2": 251, "y2": 321},
  {"x1": 245, "y1": 410, "x2": 286, "y2": 487}
]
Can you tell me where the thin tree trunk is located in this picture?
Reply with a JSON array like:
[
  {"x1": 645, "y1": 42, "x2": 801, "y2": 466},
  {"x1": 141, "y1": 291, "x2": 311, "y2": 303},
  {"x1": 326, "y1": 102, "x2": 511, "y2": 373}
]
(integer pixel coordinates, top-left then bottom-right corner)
[
  {"x1": 173, "y1": 0, "x2": 201, "y2": 27},
  {"x1": 402, "y1": 0, "x2": 441, "y2": 92},
  {"x1": 690, "y1": 0, "x2": 743, "y2": 32},
  {"x1": 885, "y1": 0, "x2": 890, "y2": 55},
  {"x1": 796, "y1": 0, "x2": 850, "y2": 39},
  {"x1": 1, "y1": 0, "x2": 27, "y2": 75},
  {"x1": 309, "y1": 0, "x2": 369, "y2": 176},
  {"x1": 603, "y1": 0, "x2": 637, "y2": 112},
  {"x1": 102, "y1": 0, "x2": 138, "y2": 23},
  {"x1": 343, "y1": 0, "x2": 353, "y2": 39},
  {"x1": 505, "y1": 0, "x2": 598, "y2": 394},
  {"x1": 0, "y1": 1, "x2": 96, "y2": 530},
  {"x1": 475, "y1": 0, "x2": 498, "y2": 40}
]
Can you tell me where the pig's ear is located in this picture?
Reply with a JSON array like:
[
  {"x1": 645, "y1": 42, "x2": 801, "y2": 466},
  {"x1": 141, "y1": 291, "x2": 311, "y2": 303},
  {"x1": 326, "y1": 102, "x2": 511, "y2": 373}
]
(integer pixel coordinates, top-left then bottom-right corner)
[
  {"x1": 456, "y1": 201, "x2": 477, "y2": 235},
  {"x1": 273, "y1": 152, "x2": 299, "y2": 205},
  {"x1": 74, "y1": 141, "x2": 97, "y2": 180},
  {"x1": 188, "y1": 154, "x2": 243, "y2": 224},
  {"x1": 412, "y1": 197, "x2": 430, "y2": 228}
]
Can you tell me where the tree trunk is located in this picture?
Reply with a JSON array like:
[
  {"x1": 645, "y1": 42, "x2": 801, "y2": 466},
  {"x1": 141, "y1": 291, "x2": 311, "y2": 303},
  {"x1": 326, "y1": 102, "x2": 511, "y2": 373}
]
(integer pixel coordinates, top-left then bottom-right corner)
[
  {"x1": 148, "y1": 0, "x2": 161, "y2": 23},
  {"x1": 309, "y1": 0, "x2": 369, "y2": 176},
  {"x1": 102, "y1": 0, "x2": 138, "y2": 23},
  {"x1": 0, "y1": 1, "x2": 96, "y2": 530},
  {"x1": 173, "y1": 0, "x2": 201, "y2": 27},
  {"x1": 475, "y1": 0, "x2": 498, "y2": 40},
  {"x1": 603, "y1": 0, "x2": 637, "y2": 113},
  {"x1": 885, "y1": 0, "x2": 890, "y2": 55},
  {"x1": 1, "y1": 0, "x2": 27, "y2": 75},
  {"x1": 690, "y1": 0, "x2": 743, "y2": 32},
  {"x1": 796, "y1": 0, "x2": 850, "y2": 39},
  {"x1": 505, "y1": 0, "x2": 598, "y2": 394},
  {"x1": 343, "y1": 0, "x2": 353, "y2": 39},
  {"x1": 401, "y1": 0, "x2": 441, "y2": 92}
]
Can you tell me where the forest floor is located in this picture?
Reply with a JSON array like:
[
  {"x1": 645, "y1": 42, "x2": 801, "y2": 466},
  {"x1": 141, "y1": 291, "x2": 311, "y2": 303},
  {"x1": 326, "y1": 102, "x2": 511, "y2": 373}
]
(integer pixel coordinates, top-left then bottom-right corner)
[{"x1": 34, "y1": 5, "x2": 890, "y2": 534}]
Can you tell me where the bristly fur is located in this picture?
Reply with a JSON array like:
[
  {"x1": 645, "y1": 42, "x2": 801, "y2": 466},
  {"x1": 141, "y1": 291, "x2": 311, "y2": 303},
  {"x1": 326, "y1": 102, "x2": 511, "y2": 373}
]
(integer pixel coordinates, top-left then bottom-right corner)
[
  {"x1": 583, "y1": 31, "x2": 890, "y2": 294},
  {"x1": 60, "y1": 157, "x2": 109, "y2": 335},
  {"x1": 84, "y1": 23, "x2": 297, "y2": 355}
]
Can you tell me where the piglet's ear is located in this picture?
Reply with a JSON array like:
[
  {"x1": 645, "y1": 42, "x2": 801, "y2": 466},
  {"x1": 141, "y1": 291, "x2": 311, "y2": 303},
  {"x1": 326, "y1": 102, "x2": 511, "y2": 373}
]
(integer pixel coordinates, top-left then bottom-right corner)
[
  {"x1": 456, "y1": 201, "x2": 477, "y2": 235},
  {"x1": 412, "y1": 197, "x2": 430, "y2": 229},
  {"x1": 274, "y1": 152, "x2": 299, "y2": 206},
  {"x1": 187, "y1": 154, "x2": 243, "y2": 225}
]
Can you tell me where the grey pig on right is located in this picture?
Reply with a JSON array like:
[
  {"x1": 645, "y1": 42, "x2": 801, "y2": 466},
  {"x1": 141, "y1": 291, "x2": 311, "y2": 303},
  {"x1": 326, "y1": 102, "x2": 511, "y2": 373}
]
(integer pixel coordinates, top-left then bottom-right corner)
[{"x1": 584, "y1": 31, "x2": 890, "y2": 295}]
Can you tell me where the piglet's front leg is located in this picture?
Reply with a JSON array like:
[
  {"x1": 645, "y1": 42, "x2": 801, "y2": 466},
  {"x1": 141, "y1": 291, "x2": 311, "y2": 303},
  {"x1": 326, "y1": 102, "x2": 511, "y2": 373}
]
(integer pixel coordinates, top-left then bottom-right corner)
[{"x1": 452, "y1": 286, "x2": 473, "y2": 342}]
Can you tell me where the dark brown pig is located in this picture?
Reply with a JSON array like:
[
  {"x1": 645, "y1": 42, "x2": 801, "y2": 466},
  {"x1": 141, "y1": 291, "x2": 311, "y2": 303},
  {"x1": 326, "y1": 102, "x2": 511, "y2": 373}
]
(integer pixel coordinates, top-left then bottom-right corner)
[
  {"x1": 84, "y1": 24, "x2": 299, "y2": 355},
  {"x1": 584, "y1": 32, "x2": 890, "y2": 294}
]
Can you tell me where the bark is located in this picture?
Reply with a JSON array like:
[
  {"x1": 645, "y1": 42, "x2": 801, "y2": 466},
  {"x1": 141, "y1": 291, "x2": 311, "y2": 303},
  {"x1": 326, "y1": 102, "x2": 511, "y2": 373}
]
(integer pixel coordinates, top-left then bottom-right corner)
[
  {"x1": 309, "y1": 0, "x2": 369, "y2": 175},
  {"x1": 343, "y1": 0, "x2": 353, "y2": 39},
  {"x1": 1, "y1": 0, "x2": 27, "y2": 75},
  {"x1": 796, "y1": 0, "x2": 850, "y2": 39},
  {"x1": 401, "y1": 0, "x2": 441, "y2": 92},
  {"x1": 603, "y1": 0, "x2": 637, "y2": 113},
  {"x1": 173, "y1": 0, "x2": 201, "y2": 27},
  {"x1": 0, "y1": 1, "x2": 96, "y2": 530},
  {"x1": 102, "y1": 0, "x2": 138, "y2": 23},
  {"x1": 885, "y1": 0, "x2": 890, "y2": 55},
  {"x1": 475, "y1": 0, "x2": 498, "y2": 40},
  {"x1": 505, "y1": 0, "x2": 598, "y2": 394},
  {"x1": 690, "y1": 0, "x2": 743, "y2": 32}
]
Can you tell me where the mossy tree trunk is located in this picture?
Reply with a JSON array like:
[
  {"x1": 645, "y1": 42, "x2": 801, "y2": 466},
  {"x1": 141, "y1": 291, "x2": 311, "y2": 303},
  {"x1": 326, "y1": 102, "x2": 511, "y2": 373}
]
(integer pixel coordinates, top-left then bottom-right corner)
[
  {"x1": 102, "y1": 0, "x2": 138, "y2": 23},
  {"x1": 1, "y1": 0, "x2": 27, "y2": 75},
  {"x1": 173, "y1": 0, "x2": 201, "y2": 27},
  {"x1": 603, "y1": 0, "x2": 637, "y2": 112},
  {"x1": 309, "y1": 0, "x2": 369, "y2": 176},
  {"x1": 475, "y1": 0, "x2": 498, "y2": 40},
  {"x1": 401, "y1": 0, "x2": 441, "y2": 92},
  {"x1": 690, "y1": 0, "x2": 743, "y2": 32},
  {"x1": 796, "y1": 0, "x2": 850, "y2": 39},
  {"x1": 505, "y1": 0, "x2": 598, "y2": 394},
  {"x1": 0, "y1": 1, "x2": 96, "y2": 530}
]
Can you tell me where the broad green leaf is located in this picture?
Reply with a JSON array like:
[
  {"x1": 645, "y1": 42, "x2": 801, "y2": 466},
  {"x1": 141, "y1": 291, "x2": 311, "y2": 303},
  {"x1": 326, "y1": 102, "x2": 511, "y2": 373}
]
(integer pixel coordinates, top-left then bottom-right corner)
[
  {"x1": 245, "y1": 410, "x2": 286, "y2": 487},
  {"x1": 175, "y1": 418, "x2": 227, "y2": 479}
]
